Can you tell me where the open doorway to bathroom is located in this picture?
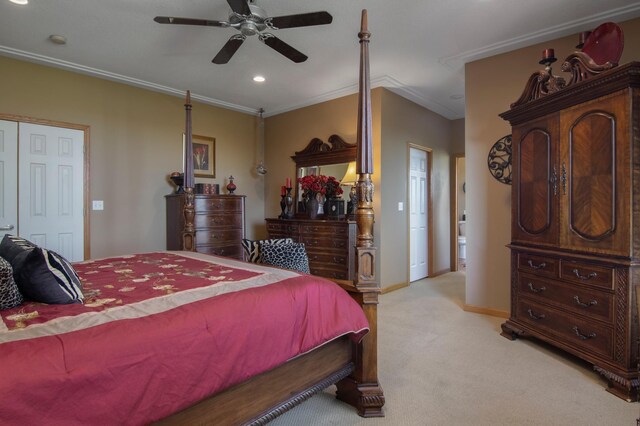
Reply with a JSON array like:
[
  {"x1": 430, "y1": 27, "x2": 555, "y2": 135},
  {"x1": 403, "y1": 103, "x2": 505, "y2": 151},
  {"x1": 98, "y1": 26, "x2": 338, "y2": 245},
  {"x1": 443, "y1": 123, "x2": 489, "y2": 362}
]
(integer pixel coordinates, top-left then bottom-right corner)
[{"x1": 452, "y1": 154, "x2": 466, "y2": 272}]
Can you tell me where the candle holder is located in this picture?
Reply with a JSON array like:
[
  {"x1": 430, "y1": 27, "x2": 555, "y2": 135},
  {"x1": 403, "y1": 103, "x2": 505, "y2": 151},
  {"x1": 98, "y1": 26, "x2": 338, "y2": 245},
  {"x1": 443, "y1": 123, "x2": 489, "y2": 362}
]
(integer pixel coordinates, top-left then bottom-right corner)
[
  {"x1": 576, "y1": 31, "x2": 591, "y2": 49},
  {"x1": 285, "y1": 187, "x2": 295, "y2": 219},
  {"x1": 278, "y1": 195, "x2": 287, "y2": 219},
  {"x1": 539, "y1": 48, "x2": 557, "y2": 67}
]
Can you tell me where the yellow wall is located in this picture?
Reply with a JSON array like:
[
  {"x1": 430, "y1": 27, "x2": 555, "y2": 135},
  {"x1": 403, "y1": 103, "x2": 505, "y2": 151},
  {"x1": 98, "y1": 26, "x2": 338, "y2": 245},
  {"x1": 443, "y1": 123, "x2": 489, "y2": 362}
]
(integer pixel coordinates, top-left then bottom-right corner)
[
  {"x1": 0, "y1": 56, "x2": 263, "y2": 259},
  {"x1": 465, "y1": 17, "x2": 640, "y2": 311}
]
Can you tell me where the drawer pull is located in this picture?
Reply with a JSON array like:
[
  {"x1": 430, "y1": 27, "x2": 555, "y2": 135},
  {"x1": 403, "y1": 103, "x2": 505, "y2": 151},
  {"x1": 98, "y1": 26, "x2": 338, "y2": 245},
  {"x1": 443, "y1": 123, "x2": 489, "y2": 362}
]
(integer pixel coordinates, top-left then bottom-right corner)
[
  {"x1": 527, "y1": 309, "x2": 545, "y2": 320},
  {"x1": 333, "y1": 257, "x2": 345, "y2": 264},
  {"x1": 572, "y1": 326, "x2": 596, "y2": 340},
  {"x1": 527, "y1": 260, "x2": 546, "y2": 270},
  {"x1": 527, "y1": 282, "x2": 546, "y2": 293},
  {"x1": 572, "y1": 269, "x2": 597, "y2": 280},
  {"x1": 573, "y1": 296, "x2": 597, "y2": 308}
]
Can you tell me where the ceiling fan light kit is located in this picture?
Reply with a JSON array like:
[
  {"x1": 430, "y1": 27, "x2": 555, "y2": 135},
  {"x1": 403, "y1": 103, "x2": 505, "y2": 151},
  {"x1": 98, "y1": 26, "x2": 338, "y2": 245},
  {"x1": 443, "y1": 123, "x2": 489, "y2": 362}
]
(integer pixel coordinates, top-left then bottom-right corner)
[{"x1": 154, "y1": 0, "x2": 332, "y2": 64}]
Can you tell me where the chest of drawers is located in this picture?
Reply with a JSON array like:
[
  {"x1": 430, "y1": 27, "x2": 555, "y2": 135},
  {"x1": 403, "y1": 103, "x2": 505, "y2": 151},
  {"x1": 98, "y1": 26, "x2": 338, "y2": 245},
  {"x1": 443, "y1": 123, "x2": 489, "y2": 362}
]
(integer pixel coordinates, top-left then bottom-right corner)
[
  {"x1": 265, "y1": 218, "x2": 356, "y2": 280},
  {"x1": 166, "y1": 194, "x2": 245, "y2": 260}
]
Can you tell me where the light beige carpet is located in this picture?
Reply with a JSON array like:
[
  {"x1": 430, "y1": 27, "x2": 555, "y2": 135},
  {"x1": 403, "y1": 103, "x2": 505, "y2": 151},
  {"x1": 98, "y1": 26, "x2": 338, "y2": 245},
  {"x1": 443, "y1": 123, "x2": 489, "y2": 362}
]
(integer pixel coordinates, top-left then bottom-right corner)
[{"x1": 271, "y1": 272, "x2": 638, "y2": 425}]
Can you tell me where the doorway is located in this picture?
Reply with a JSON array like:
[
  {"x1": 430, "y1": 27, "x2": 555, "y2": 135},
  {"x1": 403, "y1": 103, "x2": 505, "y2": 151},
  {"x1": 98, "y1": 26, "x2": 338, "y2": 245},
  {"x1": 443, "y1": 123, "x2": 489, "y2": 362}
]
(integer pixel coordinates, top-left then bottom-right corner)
[
  {"x1": 452, "y1": 154, "x2": 466, "y2": 272},
  {"x1": 0, "y1": 115, "x2": 90, "y2": 261},
  {"x1": 408, "y1": 144, "x2": 432, "y2": 282}
]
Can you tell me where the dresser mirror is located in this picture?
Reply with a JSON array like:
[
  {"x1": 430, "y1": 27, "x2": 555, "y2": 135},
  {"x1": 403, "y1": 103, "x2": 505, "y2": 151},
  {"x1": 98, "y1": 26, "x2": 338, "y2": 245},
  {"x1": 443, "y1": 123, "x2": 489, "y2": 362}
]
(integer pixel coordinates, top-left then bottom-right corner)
[{"x1": 291, "y1": 135, "x2": 356, "y2": 215}]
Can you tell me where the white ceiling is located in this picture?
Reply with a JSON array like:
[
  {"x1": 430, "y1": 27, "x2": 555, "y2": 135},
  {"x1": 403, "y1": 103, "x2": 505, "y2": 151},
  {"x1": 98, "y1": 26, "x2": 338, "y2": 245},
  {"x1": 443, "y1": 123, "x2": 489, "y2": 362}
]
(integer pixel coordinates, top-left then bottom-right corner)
[{"x1": 2, "y1": 0, "x2": 640, "y2": 119}]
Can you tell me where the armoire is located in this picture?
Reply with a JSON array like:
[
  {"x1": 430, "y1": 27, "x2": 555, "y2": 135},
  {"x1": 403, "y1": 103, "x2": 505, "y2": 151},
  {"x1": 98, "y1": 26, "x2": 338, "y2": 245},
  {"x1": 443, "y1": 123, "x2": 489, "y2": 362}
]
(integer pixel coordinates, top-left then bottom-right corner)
[{"x1": 500, "y1": 62, "x2": 640, "y2": 401}]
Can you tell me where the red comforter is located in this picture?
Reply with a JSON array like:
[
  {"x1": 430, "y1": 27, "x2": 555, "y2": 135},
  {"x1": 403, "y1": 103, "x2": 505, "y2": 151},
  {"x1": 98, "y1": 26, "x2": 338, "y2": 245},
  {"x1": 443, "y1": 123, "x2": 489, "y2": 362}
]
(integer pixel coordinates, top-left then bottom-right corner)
[{"x1": 0, "y1": 252, "x2": 368, "y2": 425}]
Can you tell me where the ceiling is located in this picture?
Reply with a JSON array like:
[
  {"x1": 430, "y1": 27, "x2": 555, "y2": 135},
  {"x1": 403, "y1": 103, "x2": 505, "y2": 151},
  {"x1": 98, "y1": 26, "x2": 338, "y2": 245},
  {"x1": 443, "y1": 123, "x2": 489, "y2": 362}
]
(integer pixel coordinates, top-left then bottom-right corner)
[{"x1": 2, "y1": 0, "x2": 640, "y2": 119}]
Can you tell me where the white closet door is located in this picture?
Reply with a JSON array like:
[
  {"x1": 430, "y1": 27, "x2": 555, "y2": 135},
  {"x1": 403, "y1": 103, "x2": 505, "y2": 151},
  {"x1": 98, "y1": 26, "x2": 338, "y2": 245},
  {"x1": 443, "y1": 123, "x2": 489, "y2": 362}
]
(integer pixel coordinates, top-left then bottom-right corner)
[
  {"x1": 0, "y1": 120, "x2": 18, "y2": 236},
  {"x1": 19, "y1": 123, "x2": 84, "y2": 261},
  {"x1": 409, "y1": 147, "x2": 428, "y2": 281}
]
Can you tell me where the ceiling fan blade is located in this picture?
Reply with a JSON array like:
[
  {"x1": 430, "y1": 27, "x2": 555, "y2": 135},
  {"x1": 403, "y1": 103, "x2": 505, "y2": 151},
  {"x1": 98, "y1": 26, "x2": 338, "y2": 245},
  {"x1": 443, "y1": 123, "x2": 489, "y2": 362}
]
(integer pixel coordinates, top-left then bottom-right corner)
[
  {"x1": 154, "y1": 16, "x2": 227, "y2": 27},
  {"x1": 213, "y1": 35, "x2": 246, "y2": 64},
  {"x1": 227, "y1": 0, "x2": 251, "y2": 16},
  {"x1": 267, "y1": 11, "x2": 333, "y2": 29},
  {"x1": 259, "y1": 34, "x2": 307, "y2": 63}
]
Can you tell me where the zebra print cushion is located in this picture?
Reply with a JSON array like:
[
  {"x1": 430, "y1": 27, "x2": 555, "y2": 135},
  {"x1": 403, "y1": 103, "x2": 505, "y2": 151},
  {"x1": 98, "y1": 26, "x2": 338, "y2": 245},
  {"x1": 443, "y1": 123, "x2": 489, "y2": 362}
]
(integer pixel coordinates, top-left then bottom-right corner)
[
  {"x1": 0, "y1": 256, "x2": 23, "y2": 310},
  {"x1": 241, "y1": 238, "x2": 293, "y2": 263},
  {"x1": 260, "y1": 242, "x2": 310, "y2": 274}
]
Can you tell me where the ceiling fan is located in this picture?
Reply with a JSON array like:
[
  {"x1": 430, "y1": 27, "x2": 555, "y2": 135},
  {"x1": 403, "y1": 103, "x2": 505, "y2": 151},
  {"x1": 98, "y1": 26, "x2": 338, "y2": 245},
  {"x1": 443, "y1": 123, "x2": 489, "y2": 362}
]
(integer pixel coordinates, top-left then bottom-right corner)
[{"x1": 154, "y1": 0, "x2": 333, "y2": 64}]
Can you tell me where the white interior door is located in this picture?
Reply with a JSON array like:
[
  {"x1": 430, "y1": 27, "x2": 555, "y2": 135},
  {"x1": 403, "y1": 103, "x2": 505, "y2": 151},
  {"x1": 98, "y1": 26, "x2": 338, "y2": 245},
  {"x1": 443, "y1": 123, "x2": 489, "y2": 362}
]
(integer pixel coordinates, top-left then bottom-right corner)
[
  {"x1": 0, "y1": 120, "x2": 18, "y2": 236},
  {"x1": 409, "y1": 147, "x2": 428, "y2": 281},
  {"x1": 19, "y1": 123, "x2": 84, "y2": 261}
]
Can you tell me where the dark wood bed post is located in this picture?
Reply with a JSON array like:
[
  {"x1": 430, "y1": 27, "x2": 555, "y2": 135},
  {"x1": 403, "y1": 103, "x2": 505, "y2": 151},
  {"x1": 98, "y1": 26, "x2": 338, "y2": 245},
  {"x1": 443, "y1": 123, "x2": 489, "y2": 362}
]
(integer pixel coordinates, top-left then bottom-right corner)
[
  {"x1": 182, "y1": 90, "x2": 196, "y2": 251},
  {"x1": 335, "y1": 9, "x2": 385, "y2": 418}
]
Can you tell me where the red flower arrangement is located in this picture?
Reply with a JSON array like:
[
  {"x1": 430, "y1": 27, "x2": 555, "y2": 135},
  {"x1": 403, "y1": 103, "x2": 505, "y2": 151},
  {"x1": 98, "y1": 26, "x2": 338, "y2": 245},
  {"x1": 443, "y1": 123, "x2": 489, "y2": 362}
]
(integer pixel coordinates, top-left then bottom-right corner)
[{"x1": 298, "y1": 175, "x2": 343, "y2": 200}]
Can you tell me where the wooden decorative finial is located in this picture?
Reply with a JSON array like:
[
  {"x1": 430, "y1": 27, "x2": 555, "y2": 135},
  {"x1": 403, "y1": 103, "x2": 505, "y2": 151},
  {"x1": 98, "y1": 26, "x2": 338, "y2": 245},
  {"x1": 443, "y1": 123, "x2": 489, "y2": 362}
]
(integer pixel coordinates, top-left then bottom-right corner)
[{"x1": 359, "y1": 10, "x2": 369, "y2": 38}]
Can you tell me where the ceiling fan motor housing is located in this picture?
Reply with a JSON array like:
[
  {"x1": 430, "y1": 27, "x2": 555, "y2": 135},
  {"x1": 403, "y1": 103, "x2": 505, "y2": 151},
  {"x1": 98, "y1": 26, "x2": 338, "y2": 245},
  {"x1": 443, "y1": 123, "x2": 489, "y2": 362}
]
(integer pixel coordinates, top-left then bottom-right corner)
[{"x1": 229, "y1": 3, "x2": 267, "y2": 36}]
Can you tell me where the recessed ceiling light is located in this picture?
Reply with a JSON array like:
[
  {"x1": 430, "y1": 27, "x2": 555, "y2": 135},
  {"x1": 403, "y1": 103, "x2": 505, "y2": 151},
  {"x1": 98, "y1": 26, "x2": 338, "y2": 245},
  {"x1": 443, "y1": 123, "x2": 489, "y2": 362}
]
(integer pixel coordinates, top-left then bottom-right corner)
[
  {"x1": 48, "y1": 34, "x2": 67, "y2": 45},
  {"x1": 9, "y1": 0, "x2": 29, "y2": 5},
  {"x1": 253, "y1": 75, "x2": 266, "y2": 83}
]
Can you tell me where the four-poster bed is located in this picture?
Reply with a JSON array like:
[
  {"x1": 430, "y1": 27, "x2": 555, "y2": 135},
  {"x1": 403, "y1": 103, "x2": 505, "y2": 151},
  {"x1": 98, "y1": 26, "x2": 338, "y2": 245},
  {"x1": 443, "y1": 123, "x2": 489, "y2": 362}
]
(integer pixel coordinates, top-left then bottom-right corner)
[
  {"x1": 170, "y1": 10, "x2": 384, "y2": 424},
  {"x1": 0, "y1": 9, "x2": 384, "y2": 426}
]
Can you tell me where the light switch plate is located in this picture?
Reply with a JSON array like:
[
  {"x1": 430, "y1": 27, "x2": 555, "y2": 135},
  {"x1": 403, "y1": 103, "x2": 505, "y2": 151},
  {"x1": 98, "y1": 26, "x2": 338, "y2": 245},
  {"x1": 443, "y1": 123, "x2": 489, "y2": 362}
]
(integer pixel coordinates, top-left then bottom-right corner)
[
  {"x1": 92, "y1": 200, "x2": 104, "y2": 211},
  {"x1": 398, "y1": 202, "x2": 404, "y2": 211}
]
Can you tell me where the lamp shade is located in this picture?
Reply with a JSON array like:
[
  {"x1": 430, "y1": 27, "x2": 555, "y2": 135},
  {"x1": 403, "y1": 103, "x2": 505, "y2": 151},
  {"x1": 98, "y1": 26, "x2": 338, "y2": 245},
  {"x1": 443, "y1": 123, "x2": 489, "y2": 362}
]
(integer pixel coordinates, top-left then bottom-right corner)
[{"x1": 341, "y1": 161, "x2": 357, "y2": 185}]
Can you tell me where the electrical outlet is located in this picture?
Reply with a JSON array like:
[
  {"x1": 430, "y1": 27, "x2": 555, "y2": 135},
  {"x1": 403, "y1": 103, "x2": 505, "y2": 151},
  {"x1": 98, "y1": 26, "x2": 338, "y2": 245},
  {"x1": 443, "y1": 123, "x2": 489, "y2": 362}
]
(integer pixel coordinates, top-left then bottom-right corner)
[
  {"x1": 92, "y1": 200, "x2": 104, "y2": 211},
  {"x1": 398, "y1": 202, "x2": 404, "y2": 211}
]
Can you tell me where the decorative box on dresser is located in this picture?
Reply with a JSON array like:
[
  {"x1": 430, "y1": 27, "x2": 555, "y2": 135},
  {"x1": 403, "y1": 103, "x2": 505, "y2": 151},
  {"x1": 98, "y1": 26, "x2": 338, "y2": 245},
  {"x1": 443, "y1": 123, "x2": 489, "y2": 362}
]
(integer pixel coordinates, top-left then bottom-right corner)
[
  {"x1": 499, "y1": 62, "x2": 640, "y2": 401},
  {"x1": 266, "y1": 218, "x2": 356, "y2": 280},
  {"x1": 166, "y1": 194, "x2": 245, "y2": 260}
]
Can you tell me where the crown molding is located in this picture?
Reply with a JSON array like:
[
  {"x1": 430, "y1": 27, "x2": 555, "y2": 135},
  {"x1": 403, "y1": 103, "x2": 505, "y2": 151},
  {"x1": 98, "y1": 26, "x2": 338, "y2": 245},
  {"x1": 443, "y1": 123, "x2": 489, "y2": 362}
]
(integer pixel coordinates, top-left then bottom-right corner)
[
  {"x1": 265, "y1": 74, "x2": 459, "y2": 120},
  {"x1": 1, "y1": 46, "x2": 459, "y2": 119},
  {"x1": 0, "y1": 45, "x2": 259, "y2": 115},
  {"x1": 439, "y1": 2, "x2": 640, "y2": 70}
]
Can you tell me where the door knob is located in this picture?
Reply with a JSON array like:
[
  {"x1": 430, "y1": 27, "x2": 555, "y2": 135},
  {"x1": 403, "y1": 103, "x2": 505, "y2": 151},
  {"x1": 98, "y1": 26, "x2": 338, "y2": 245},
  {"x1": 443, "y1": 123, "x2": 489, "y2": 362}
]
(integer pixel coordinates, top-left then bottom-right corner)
[{"x1": 0, "y1": 225, "x2": 14, "y2": 231}]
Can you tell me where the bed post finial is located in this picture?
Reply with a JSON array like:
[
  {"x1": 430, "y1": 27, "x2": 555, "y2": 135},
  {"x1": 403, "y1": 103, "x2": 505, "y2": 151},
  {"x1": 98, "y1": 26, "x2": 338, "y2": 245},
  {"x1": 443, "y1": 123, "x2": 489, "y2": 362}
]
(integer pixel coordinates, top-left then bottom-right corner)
[
  {"x1": 182, "y1": 90, "x2": 196, "y2": 251},
  {"x1": 336, "y1": 9, "x2": 385, "y2": 419}
]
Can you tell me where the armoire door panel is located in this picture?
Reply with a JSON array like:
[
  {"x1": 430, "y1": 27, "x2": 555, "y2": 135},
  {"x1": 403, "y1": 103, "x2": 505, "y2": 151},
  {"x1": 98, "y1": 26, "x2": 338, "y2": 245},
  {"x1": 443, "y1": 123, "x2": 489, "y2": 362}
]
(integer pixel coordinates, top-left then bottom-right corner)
[
  {"x1": 569, "y1": 112, "x2": 615, "y2": 240},
  {"x1": 512, "y1": 119, "x2": 559, "y2": 246},
  {"x1": 560, "y1": 91, "x2": 630, "y2": 256}
]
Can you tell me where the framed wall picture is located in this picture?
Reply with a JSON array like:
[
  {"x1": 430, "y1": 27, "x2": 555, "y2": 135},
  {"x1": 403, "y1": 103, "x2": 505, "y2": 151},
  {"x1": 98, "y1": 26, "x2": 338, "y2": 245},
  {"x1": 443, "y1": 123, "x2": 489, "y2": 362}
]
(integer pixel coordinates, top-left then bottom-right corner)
[{"x1": 183, "y1": 134, "x2": 216, "y2": 178}]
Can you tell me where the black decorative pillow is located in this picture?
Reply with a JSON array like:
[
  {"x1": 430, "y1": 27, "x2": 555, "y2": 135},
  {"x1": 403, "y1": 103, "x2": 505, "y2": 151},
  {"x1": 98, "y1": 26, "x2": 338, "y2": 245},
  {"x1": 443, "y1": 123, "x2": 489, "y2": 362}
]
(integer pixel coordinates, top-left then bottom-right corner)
[
  {"x1": 260, "y1": 242, "x2": 310, "y2": 274},
  {"x1": 0, "y1": 234, "x2": 37, "y2": 266},
  {"x1": 14, "y1": 247, "x2": 84, "y2": 305},
  {"x1": 241, "y1": 238, "x2": 293, "y2": 263},
  {"x1": 0, "y1": 256, "x2": 23, "y2": 310}
]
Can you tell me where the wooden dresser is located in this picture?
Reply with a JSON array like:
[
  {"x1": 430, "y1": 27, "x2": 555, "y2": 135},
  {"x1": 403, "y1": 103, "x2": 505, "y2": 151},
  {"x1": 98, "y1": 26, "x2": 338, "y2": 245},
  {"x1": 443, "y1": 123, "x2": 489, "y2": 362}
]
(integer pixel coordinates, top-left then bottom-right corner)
[
  {"x1": 265, "y1": 218, "x2": 356, "y2": 280},
  {"x1": 500, "y1": 63, "x2": 640, "y2": 400},
  {"x1": 166, "y1": 194, "x2": 245, "y2": 260}
]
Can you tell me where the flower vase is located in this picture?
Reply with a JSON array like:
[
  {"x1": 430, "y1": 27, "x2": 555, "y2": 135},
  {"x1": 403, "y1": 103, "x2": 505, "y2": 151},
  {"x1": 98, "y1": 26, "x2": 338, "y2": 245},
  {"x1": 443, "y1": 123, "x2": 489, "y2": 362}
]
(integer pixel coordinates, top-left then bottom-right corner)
[{"x1": 306, "y1": 196, "x2": 319, "y2": 220}]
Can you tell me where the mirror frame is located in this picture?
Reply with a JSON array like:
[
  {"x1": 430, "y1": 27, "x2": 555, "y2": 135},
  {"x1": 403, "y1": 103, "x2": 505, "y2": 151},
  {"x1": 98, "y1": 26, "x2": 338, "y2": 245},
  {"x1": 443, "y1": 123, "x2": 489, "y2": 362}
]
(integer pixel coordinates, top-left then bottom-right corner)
[{"x1": 291, "y1": 134, "x2": 356, "y2": 215}]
